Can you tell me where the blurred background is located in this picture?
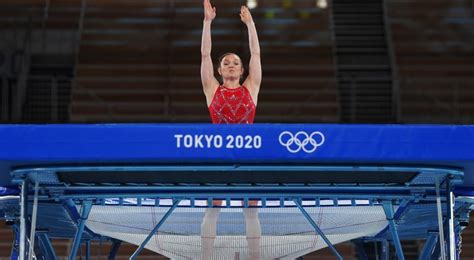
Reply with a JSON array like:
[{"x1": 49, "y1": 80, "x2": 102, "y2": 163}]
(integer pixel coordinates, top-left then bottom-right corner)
[{"x1": 0, "y1": 0, "x2": 472, "y2": 258}]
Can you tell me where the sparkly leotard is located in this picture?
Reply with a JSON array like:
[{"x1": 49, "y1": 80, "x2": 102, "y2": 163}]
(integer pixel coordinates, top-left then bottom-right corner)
[{"x1": 208, "y1": 85, "x2": 256, "y2": 124}]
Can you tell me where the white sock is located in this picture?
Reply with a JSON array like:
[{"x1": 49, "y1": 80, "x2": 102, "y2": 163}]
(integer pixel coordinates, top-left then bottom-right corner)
[
  {"x1": 243, "y1": 208, "x2": 261, "y2": 259},
  {"x1": 201, "y1": 208, "x2": 221, "y2": 260}
]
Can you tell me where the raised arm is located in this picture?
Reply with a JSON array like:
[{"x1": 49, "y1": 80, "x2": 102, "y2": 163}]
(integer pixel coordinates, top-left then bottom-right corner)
[
  {"x1": 201, "y1": 0, "x2": 219, "y2": 105},
  {"x1": 241, "y1": 6, "x2": 262, "y2": 102}
]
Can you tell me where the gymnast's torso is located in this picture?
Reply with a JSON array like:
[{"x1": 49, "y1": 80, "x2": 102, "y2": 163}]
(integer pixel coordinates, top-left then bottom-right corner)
[{"x1": 208, "y1": 85, "x2": 256, "y2": 124}]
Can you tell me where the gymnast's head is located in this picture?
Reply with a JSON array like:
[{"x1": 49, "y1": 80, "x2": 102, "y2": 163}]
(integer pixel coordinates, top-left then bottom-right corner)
[{"x1": 218, "y1": 53, "x2": 244, "y2": 82}]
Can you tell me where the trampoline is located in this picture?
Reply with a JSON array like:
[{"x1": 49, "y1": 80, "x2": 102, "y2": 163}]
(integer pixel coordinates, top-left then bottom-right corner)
[{"x1": 1, "y1": 123, "x2": 474, "y2": 259}]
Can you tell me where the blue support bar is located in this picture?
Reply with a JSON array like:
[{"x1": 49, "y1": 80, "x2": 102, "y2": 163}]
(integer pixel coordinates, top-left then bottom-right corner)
[
  {"x1": 28, "y1": 180, "x2": 40, "y2": 260},
  {"x1": 11, "y1": 165, "x2": 464, "y2": 178},
  {"x1": 293, "y1": 199, "x2": 343, "y2": 260},
  {"x1": 130, "y1": 199, "x2": 181, "y2": 260},
  {"x1": 382, "y1": 202, "x2": 405, "y2": 260},
  {"x1": 446, "y1": 180, "x2": 455, "y2": 260},
  {"x1": 85, "y1": 240, "x2": 91, "y2": 260},
  {"x1": 19, "y1": 178, "x2": 29, "y2": 260},
  {"x1": 69, "y1": 200, "x2": 92, "y2": 260},
  {"x1": 435, "y1": 178, "x2": 447, "y2": 260},
  {"x1": 419, "y1": 233, "x2": 439, "y2": 260},
  {"x1": 36, "y1": 232, "x2": 57, "y2": 260},
  {"x1": 108, "y1": 239, "x2": 122, "y2": 260},
  {"x1": 36, "y1": 231, "x2": 57, "y2": 260},
  {"x1": 432, "y1": 238, "x2": 442, "y2": 259}
]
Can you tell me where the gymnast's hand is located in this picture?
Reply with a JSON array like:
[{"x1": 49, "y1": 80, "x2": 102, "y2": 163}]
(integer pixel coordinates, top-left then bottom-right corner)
[
  {"x1": 203, "y1": 0, "x2": 216, "y2": 22},
  {"x1": 240, "y1": 6, "x2": 254, "y2": 25}
]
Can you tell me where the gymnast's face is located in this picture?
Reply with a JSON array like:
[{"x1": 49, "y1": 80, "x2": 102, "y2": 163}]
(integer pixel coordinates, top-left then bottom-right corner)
[{"x1": 218, "y1": 54, "x2": 244, "y2": 81}]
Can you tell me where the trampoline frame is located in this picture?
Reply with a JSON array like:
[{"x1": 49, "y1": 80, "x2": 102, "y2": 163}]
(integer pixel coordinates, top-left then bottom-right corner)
[{"x1": 7, "y1": 164, "x2": 467, "y2": 260}]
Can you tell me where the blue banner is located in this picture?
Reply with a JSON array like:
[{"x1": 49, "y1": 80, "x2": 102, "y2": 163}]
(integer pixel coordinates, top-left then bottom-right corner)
[
  {"x1": 1, "y1": 124, "x2": 474, "y2": 186},
  {"x1": 0, "y1": 124, "x2": 472, "y2": 161}
]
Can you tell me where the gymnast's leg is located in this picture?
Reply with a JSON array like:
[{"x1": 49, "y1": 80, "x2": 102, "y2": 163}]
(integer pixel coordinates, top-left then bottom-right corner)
[
  {"x1": 244, "y1": 200, "x2": 261, "y2": 260},
  {"x1": 201, "y1": 200, "x2": 221, "y2": 260}
]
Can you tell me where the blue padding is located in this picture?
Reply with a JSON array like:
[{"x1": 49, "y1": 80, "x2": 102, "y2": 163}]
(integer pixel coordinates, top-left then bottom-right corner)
[
  {"x1": 0, "y1": 186, "x2": 19, "y2": 196},
  {"x1": 454, "y1": 186, "x2": 474, "y2": 196},
  {"x1": 1, "y1": 124, "x2": 474, "y2": 186}
]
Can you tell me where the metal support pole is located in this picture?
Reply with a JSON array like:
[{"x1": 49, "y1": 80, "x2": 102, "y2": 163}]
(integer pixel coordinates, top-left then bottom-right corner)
[
  {"x1": 419, "y1": 232, "x2": 439, "y2": 260},
  {"x1": 436, "y1": 179, "x2": 447, "y2": 260},
  {"x1": 85, "y1": 240, "x2": 91, "y2": 260},
  {"x1": 28, "y1": 180, "x2": 39, "y2": 260},
  {"x1": 293, "y1": 199, "x2": 343, "y2": 260},
  {"x1": 69, "y1": 200, "x2": 92, "y2": 260},
  {"x1": 432, "y1": 240, "x2": 442, "y2": 259},
  {"x1": 20, "y1": 179, "x2": 29, "y2": 260},
  {"x1": 37, "y1": 232, "x2": 57, "y2": 260},
  {"x1": 130, "y1": 199, "x2": 181, "y2": 260},
  {"x1": 382, "y1": 202, "x2": 404, "y2": 260},
  {"x1": 108, "y1": 239, "x2": 122, "y2": 260},
  {"x1": 447, "y1": 187, "x2": 455, "y2": 260}
]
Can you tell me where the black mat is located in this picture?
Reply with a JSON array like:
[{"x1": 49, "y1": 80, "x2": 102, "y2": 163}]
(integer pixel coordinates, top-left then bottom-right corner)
[{"x1": 58, "y1": 170, "x2": 417, "y2": 185}]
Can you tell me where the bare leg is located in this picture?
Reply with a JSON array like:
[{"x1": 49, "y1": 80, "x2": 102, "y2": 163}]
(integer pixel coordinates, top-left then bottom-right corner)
[
  {"x1": 201, "y1": 200, "x2": 222, "y2": 260},
  {"x1": 244, "y1": 201, "x2": 261, "y2": 260}
]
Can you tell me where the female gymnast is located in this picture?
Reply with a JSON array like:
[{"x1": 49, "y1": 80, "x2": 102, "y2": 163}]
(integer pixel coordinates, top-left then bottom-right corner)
[{"x1": 200, "y1": 0, "x2": 262, "y2": 259}]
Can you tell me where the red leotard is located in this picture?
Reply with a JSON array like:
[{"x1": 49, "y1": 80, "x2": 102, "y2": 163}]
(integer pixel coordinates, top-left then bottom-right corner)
[{"x1": 208, "y1": 85, "x2": 256, "y2": 124}]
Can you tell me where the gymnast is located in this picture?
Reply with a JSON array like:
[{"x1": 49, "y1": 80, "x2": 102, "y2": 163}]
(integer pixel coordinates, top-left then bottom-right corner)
[{"x1": 200, "y1": 0, "x2": 262, "y2": 259}]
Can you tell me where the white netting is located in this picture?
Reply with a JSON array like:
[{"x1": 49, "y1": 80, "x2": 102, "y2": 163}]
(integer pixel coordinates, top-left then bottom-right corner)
[{"x1": 82, "y1": 203, "x2": 389, "y2": 259}]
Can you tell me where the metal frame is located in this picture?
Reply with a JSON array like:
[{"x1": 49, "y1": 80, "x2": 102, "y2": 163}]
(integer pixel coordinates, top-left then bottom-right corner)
[
  {"x1": 69, "y1": 200, "x2": 92, "y2": 260},
  {"x1": 36, "y1": 232, "x2": 57, "y2": 260},
  {"x1": 130, "y1": 199, "x2": 181, "y2": 260},
  {"x1": 10, "y1": 164, "x2": 465, "y2": 259},
  {"x1": 382, "y1": 202, "x2": 404, "y2": 260},
  {"x1": 420, "y1": 232, "x2": 439, "y2": 260},
  {"x1": 294, "y1": 199, "x2": 343, "y2": 259}
]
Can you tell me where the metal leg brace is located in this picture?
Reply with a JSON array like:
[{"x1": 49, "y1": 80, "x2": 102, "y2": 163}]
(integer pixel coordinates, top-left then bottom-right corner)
[
  {"x1": 19, "y1": 179, "x2": 29, "y2": 260},
  {"x1": 382, "y1": 202, "x2": 404, "y2": 260},
  {"x1": 28, "y1": 180, "x2": 39, "y2": 260},
  {"x1": 446, "y1": 180, "x2": 455, "y2": 260},
  {"x1": 69, "y1": 200, "x2": 92, "y2": 260},
  {"x1": 36, "y1": 232, "x2": 58, "y2": 260},
  {"x1": 419, "y1": 232, "x2": 439, "y2": 260},
  {"x1": 294, "y1": 199, "x2": 343, "y2": 260},
  {"x1": 108, "y1": 239, "x2": 122, "y2": 260},
  {"x1": 436, "y1": 179, "x2": 447, "y2": 260},
  {"x1": 130, "y1": 199, "x2": 181, "y2": 260}
]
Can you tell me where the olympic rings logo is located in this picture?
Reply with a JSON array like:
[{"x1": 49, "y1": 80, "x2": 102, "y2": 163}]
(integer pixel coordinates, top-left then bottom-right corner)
[{"x1": 278, "y1": 131, "x2": 325, "y2": 153}]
